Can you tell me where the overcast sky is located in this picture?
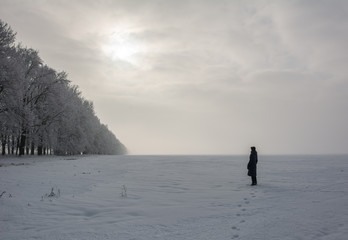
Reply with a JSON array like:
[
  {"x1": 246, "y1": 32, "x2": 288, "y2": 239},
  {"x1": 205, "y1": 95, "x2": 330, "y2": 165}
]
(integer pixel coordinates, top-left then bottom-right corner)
[{"x1": 1, "y1": 0, "x2": 347, "y2": 155}]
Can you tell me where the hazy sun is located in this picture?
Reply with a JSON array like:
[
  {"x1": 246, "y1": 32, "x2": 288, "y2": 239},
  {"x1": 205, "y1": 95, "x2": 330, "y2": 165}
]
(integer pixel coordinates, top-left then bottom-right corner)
[{"x1": 102, "y1": 30, "x2": 144, "y2": 64}]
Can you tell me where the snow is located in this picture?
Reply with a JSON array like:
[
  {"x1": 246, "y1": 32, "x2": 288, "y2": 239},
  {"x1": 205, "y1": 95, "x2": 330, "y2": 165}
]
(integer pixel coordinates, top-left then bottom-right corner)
[{"x1": 1, "y1": 155, "x2": 347, "y2": 240}]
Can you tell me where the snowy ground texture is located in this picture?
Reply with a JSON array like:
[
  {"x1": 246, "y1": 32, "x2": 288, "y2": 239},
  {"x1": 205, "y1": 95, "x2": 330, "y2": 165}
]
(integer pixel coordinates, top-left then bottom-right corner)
[{"x1": 1, "y1": 155, "x2": 347, "y2": 240}]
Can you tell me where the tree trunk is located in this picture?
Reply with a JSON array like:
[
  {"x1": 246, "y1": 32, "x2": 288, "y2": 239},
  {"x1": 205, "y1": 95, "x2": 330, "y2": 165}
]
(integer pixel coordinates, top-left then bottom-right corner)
[
  {"x1": 37, "y1": 134, "x2": 43, "y2": 155},
  {"x1": 16, "y1": 144, "x2": 19, "y2": 155},
  {"x1": 37, "y1": 145, "x2": 43, "y2": 155},
  {"x1": 8, "y1": 135, "x2": 12, "y2": 155},
  {"x1": 19, "y1": 131, "x2": 27, "y2": 156},
  {"x1": 11, "y1": 136, "x2": 14, "y2": 154},
  {"x1": 1, "y1": 135, "x2": 6, "y2": 155},
  {"x1": 31, "y1": 142, "x2": 35, "y2": 155}
]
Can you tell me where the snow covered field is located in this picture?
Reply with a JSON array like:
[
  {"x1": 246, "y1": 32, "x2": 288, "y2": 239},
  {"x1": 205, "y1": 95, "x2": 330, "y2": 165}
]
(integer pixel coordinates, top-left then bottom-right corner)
[{"x1": 1, "y1": 155, "x2": 347, "y2": 240}]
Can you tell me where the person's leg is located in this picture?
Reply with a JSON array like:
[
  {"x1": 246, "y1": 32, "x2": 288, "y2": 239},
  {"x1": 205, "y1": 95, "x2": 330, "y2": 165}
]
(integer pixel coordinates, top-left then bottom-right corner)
[{"x1": 251, "y1": 176, "x2": 257, "y2": 185}]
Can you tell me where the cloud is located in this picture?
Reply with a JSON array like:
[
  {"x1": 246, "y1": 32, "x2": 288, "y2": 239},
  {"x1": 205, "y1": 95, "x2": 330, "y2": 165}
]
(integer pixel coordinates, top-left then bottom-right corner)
[
  {"x1": 267, "y1": 1, "x2": 348, "y2": 76},
  {"x1": 1, "y1": 0, "x2": 347, "y2": 154}
]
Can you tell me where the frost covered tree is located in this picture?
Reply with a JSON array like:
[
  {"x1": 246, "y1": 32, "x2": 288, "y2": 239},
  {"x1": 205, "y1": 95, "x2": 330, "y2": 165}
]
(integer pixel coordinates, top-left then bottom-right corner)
[
  {"x1": 0, "y1": 20, "x2": 127, "y2": 156},
  {"x1": 0, "y1": 20, "x2": 17, "y2": 155}
]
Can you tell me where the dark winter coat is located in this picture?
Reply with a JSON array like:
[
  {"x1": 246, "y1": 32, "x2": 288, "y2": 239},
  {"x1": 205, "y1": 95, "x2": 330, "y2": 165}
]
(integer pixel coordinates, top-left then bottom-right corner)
[{"x1": 247, "y1": 150, "x2": 258, "y2": 177}]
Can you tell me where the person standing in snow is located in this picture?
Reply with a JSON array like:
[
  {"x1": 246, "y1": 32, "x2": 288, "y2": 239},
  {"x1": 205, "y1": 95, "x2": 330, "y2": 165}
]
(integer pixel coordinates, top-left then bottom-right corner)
[{"x1": 247, "y1": 146, "x2": 258, "y2": 185}]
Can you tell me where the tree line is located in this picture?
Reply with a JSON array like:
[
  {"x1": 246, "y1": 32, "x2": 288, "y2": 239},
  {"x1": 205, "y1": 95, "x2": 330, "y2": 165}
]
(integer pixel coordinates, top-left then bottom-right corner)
[{"x1": 0, "y1": 20, "x2": 127, "y2": 156}]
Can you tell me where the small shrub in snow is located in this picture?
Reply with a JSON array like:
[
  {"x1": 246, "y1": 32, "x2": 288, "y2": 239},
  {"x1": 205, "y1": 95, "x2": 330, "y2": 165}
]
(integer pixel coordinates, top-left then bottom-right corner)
[
  {"x1": 41, "y1": 187, "x2": 60, "y2": 201},
  {"x1": 49, "y1": 188, "x2": 56, "y2": 197},
  {"x1": 0, "y1": 191, "x2": 11, "y2": 198},
  {"x1": 0, "y1": 191, "x2": 6, "y2": 198},
  {"x1": 121, "y1": 185, "x2": 127, "y2": 198}
]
